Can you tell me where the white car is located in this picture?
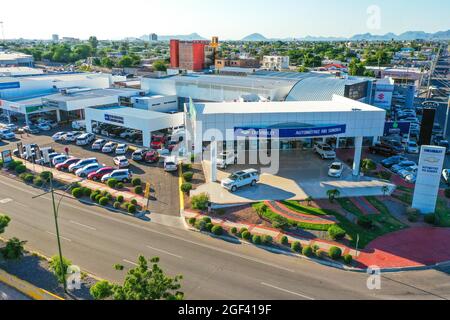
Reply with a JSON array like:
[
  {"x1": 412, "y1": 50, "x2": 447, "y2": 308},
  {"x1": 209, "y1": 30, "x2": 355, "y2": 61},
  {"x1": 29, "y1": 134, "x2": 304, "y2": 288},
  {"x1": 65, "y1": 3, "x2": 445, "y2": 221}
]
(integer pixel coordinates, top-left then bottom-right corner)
[
  {"x1": 314, "y1": 143, "x2": 336, "y2": 160},
  {"x1": 72, "y1": 120, "x2": 86, "y2": 130},
  {"x1": 63, "y1": 131, "x2": 83, "y2": 142},
  {"x1": 102, "y1": 142, "x2": 118, "y2": 153},
  {"x1": 217, "y1": 152, "x2": 237, "y2": 169},
  {"x1": 37, "y1": 123, "x2": 51, "y2": 131},
  {"x1": 328, "y1": 162, "x2": 344, "y2": 178},
  {"x1": 75, "y1": 163, "x2": 103, "y2": 178},
  {"x1": 115, "y1": 144, "x2": 129, "y2": 155},
  {"x1": 443, "y1": 169, "x2": 450, "y2": 185},
  {"x1": 52, "y1": 132, "x2": 66, "y2": 142},
  {"x1": 164, "y1": 156, "x2": 178, "y2": 172},
  {"x1": 221, "y1": 169, "x2": 260, "y2": 193},
  {"x1": 398, "y1": 165, "x2": 418, "y2": 179},
  {"x1": 76, "y1": 133, "x2": 95, "y2": 146},
  {"x1": 406, "y1": 141, "x2": 419, "y2": 154},
  {"x1": 52, "y1": 155, "x2": 69, "y2": 166},
  {"x1": 69, "y1": 158, "x2": 98, "y2": 173},
  {"x1": 0, "y1": 129, "x2": 15, "y2": 140},
  {"x1": 405, "y1": 174, "x2": 417, "y2": 184},
  {"x1": 120, "y1": 129, "x2": 138, "y2": 139},
  {"x1": 113, "y1": 156, "x2": 129, "y2": 168},
  {"x1": 92, "y1": 139, "x2": 107, "y2": 150}
]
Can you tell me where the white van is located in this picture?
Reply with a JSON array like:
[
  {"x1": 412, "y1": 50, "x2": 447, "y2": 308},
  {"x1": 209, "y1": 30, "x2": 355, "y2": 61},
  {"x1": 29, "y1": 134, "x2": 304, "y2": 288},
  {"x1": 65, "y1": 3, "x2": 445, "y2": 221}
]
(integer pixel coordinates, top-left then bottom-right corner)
[
  {"x1": 72, "y1": 120, "x2": 86, "y2": 130},
  {"x1": 164, "y1": 156, "x2": 178, "y2": 172},
  {"x1": 76, "y1": 133, "x2": 95, "y2": 146}
]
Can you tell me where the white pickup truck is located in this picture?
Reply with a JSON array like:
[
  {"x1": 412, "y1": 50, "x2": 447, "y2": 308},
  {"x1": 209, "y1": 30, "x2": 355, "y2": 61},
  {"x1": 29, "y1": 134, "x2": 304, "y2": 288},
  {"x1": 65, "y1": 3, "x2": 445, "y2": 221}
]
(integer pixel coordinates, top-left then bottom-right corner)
[{"x1": 216, "y1": 151, "x2": 237, "y2": 169}]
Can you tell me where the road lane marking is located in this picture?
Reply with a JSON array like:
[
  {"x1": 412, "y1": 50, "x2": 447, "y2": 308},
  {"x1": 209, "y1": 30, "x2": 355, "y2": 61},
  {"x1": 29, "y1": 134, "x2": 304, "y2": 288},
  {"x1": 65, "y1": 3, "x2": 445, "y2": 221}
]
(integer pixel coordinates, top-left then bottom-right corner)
[
  {"x1": 261, "y1": 282, "x2": 315, "y2": 300},
  {"x1": 146, "y1": 245, "x2": 182, "y2": 259},
  {"x1": 14, "y1": 202, "x2": 30, "y2": 209},
  {"x1": 70, "y1": 221, "x2": 97, "y2": 231},
  {"x1": 46, "y1": 232, "x2": 72, "y2": 242},
  {"x1": 123, "y1": 259, "x2": 139, "y2": 267},
  {"x1": 0, "y1": 198, "x2": 12, "y2": 204}
]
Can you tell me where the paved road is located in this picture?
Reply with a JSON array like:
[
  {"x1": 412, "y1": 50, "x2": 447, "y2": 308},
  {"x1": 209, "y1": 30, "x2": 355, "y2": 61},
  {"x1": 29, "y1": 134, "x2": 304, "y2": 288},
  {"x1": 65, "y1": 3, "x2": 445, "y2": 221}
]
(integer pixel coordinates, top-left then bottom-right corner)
[
  {"x1": 0, "y1": 282, "x2": 30, "y2": 300},
  {"x1": 1, "y1": 176, "x2": 449, "y2": 300}
]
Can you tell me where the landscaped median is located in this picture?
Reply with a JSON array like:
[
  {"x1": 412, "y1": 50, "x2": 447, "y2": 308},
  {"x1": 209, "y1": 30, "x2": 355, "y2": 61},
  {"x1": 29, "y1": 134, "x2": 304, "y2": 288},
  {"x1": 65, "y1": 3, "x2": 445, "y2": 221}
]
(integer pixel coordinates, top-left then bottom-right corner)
[{"x1": 0, "y1": 159, "x2": 148, "y2": 217}]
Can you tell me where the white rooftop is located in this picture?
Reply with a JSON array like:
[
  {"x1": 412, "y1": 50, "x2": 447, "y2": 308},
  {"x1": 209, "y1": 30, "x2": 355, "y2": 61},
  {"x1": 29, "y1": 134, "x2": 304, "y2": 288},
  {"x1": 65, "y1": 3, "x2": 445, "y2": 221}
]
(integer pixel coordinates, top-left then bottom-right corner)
[
  {"x1": 194, "y1": 95, "x2": 384, "y2": 115},
  {"x1": 0, "y1": 52, "x2": 33, "y2": 61},
  {"x1": 92, "y1": 106, "x2": 175, "y2": 120},
  {"x1": 0, "y1": 67, "x2": 43, "y2": 76}
]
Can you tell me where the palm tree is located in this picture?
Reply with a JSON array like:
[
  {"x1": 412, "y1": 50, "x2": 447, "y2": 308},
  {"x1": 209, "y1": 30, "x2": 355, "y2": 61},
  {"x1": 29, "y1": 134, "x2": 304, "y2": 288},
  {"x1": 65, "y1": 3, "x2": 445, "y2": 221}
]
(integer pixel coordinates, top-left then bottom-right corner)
[
  {"x1": 305, "y1": 196, "x2": 313, "y2": 207},
  {"x1": 327, "y1": 189, "x2": 341, "y2": 203}
]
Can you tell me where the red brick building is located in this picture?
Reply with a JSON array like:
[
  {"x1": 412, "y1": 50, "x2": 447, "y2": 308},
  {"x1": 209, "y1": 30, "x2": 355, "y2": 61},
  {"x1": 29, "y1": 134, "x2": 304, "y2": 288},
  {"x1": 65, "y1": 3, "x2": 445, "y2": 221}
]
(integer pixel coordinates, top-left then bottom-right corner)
[{"x1": 170, "y1": 40, "x2": 211, "y2": 71}]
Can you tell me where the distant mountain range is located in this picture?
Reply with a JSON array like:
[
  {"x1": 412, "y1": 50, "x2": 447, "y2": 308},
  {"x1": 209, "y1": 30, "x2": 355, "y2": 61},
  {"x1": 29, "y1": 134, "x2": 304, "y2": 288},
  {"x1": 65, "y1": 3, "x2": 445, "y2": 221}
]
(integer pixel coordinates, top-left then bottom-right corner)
[{"x1": 135, "y1": 29, "x2": 450, "y2": 42}]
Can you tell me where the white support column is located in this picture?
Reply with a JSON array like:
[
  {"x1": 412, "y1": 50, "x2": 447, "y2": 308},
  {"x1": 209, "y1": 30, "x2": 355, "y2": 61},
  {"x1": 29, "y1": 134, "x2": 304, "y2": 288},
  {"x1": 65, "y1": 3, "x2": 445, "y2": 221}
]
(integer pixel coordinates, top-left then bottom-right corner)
[
  {"x1": 335, "y1": 137, "x2": 340, "y2": 149},
  {"x1": 353, "y1": 136, "x2": 363, "y2": 177},
  {"x1": 56, "y1": 109, "x2": 61, "y2": 122},
  {"x1": 210, "y1": 139, "x2": 218, "y2": 183},
  {"x1": 24, "y1": 114, "x2": 30, "y2": 126},
  {"x1": 143, "y1": 131, "x2": 151, "y2": 148},
  {"x1": 372, "y1": 136, "x2": 379, "y2": 146},
  {"x1": 85, "y1": 120, "x2": 93, "y2": 134}
]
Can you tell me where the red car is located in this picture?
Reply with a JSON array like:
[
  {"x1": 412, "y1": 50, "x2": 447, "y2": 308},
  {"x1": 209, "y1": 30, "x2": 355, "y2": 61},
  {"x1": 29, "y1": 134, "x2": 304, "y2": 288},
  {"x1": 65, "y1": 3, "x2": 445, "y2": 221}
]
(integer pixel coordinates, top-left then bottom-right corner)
[
  {"x1": 168, "y1": 140, "x2": 178, "y2": 151},
  {"x1": 151, "y1": 135, "x2": 166, "y2": 150},
  {"x1": 56, "y1": 158, "x2": 80, "y2": 171},
  {"x1": 144, "y1": 151, "x2": 160, "y2": 163},
  {"x1": 88, "y1": 167, "x2": 115, "y2": 181}
]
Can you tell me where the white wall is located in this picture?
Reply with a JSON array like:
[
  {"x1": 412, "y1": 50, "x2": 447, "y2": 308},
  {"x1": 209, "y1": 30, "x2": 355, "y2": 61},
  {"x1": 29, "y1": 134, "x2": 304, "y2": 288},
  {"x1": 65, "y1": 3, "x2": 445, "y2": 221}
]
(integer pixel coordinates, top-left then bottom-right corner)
[{"x1": 132, "y1": 95, "x2": 178, "y2": 113}]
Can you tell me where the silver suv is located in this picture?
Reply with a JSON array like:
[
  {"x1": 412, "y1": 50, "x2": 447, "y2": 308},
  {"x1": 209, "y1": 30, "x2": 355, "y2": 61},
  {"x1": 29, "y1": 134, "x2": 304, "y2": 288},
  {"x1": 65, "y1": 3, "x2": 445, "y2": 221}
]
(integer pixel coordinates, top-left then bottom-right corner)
[
  {"x1": 101, "y1": 169, "x2": 133, "y2": 183},
  {"x1": 313, "y1": 143, "x2": 336, "y2": 160}
]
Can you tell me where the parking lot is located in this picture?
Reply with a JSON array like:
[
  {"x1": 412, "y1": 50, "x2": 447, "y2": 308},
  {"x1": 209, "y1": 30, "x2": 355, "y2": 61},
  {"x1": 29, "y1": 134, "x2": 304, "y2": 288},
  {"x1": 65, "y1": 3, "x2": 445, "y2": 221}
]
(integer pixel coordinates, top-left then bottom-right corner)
[{"x1": 0, "y1": 125, "x2": 180, "y2": 217}]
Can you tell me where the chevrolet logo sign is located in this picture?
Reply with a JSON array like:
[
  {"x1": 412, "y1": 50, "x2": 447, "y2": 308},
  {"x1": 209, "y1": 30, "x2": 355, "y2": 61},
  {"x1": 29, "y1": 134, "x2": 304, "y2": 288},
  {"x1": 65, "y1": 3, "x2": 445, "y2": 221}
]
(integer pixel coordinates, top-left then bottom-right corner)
[{"x1": 424, "y1": 157, "x2": 440, "y2": 164}]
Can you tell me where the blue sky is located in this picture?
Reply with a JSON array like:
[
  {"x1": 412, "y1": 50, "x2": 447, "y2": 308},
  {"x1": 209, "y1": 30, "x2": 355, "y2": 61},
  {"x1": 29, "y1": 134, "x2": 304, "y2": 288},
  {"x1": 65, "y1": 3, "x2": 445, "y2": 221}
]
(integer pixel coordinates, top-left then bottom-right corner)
[{"x1": 1, "y1": 0, "x2": 449, "y2": 39}]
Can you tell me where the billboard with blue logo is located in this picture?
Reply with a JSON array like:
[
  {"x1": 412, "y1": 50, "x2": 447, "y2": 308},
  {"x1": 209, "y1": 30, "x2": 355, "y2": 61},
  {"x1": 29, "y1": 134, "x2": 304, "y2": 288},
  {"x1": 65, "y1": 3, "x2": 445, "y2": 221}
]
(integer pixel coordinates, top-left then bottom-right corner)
[
  {"x1": 235, "y1": 124, "x2": 346, "y2": 138},
  {"x1": 0, "y1": 82, "x2": 20, "y2": 90}
]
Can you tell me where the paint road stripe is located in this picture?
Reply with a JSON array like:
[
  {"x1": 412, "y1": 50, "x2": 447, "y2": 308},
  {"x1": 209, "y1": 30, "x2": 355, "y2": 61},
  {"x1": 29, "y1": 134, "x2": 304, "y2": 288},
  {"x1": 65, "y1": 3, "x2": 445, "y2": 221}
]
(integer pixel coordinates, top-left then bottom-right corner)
[
  {"x1": 123, "y1": 259, "x2": 139, "y2": 267},
  {"x1": 46, "y1": 231, "x2": 72, "y2": 242},
  {"x1": 261, "y1": 282, "x2": 315, "y2": 300},
  {"x1": 146, "y1": 245, "x2": 183, "y2": 259},
  {"x1": 70, "y1": 220, "x2": 97, "y2": 231}
]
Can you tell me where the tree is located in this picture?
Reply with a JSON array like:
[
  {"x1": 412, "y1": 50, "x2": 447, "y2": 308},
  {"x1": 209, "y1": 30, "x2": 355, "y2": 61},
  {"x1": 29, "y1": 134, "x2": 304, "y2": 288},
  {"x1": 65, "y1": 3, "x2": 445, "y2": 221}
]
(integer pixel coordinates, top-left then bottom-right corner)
[
  {"x1": 92, "y1": 256, "x2": 183, "y2": 300},
  {"x1": 348, "y1": 58, "x2": 365, "y2": 76},
  {"x1": 305, "y1": 196, "x2": 313, "y2": 206},
  {"x1": 2, "y1": 238, "x2": 27, "y2": 260},
  {"x1": 49, "y1": 255, "x2": 72, "y2": 284},
  {"x1": 101, "y1": 57, "x2": 115, "y2": 69},
  {"x1": 88, "y1": 36, "x2": 99, "y2": 51},
  {"x1": 361, "y1": 159, "x2": 377, "y2": 174},
  {"x1": 0, "y1": 215, "x2": 11, "y2": 234},
  {"x1": 326, "y1": 189, "x2": 341, "y2": 203},
  {"x1": 152, "y1": 60, "x2": 167, "y2": 72},
  {"x1": 118, "y1": 55, "x2": 134, "y2": 68}
]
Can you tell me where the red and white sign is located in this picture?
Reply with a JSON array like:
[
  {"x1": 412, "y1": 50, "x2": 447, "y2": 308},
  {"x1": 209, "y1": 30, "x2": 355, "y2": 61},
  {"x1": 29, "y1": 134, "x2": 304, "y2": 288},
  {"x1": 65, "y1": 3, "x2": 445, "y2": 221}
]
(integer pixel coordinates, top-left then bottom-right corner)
[{"x1": 374, "y1": 90, "x2": 393, "y2": 108}]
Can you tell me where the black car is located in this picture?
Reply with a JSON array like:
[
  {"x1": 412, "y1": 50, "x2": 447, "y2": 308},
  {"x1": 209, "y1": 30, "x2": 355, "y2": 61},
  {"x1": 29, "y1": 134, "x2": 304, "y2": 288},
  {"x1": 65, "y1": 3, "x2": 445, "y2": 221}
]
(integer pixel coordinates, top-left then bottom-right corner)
[
  {"x1": 381, "y1": 156, "x2": 408, "y2": 168},
  {"x1": 369, "y1": 143, "x2": 399, "y2": 156},
  {"x1": 23, "y1": 125, "x2": 41, "y2": 134}
]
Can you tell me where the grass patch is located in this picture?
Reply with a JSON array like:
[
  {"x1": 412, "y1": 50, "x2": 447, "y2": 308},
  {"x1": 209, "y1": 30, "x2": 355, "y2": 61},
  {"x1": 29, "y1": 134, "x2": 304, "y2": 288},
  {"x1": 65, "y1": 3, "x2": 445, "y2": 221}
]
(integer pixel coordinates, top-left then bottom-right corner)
[
  {"x1": 392, "y1": 192, "x2": 413, "y2": 205},
  {"x1": 397, "y1": 186, "x2": 413, "y2": 194},
  {"x1": 336, "y1": 198, "x2": 364, "y2": 218},
  {"x1": 436, "y1": 198, "x2": 450, "y2": 227},
  {"x1": 282, "y1": 201, "x2": 334, "y2": 216}
]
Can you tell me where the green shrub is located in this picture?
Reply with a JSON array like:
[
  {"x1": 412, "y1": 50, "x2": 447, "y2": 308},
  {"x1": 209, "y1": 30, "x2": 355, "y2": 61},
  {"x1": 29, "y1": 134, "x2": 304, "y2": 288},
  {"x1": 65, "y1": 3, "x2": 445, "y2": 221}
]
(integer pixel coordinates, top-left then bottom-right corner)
[
  {"x1": 211, "y1": 225, "x2": 223, "y2": 236},
  {"x1": 95, "y1": 194, "x2": 103, "y2": 203},
  {"x1": 122, "y1": 202, "x2": 130, "y2": 210},
  {"x1": 99, "y1": 197, "x2": 109, "y2": 206},
  {"x1": 182, "y1": 163, "x2": 192, "y2": 171},
  {"x1": 134, "y1": 186, "x2": 143, "y2": 195},
  {"x1": 20, "y1": 173, "x2": 34, "y2": 183},
  {"x1": 191, "y1": 193, "x2": 210, "y2": 211},
  {"x1": 15, "y1": 164, "x2": 27, "y2": 174},
  {"x1": 445, "y1": 189, "x2": 450, "y2": 199},
  {"x1": 90, "y1": 193, "x2": 98, "y2": 202},
  {"x1": 377, "y1": 171, "x2": 392, "y2": 181},
  {"x1": 183, "y1": 171, "x2": 194, "y2": 182},
  {"x1": 113, "y1": 202, "x2": 121, "y2": 209},
  {"x1": 72, "y1": 188, "x2": 83, "y2": 199},
  {"x1": 241, "y1": 231, "x2": 251, "y2": 241},
  {"x1": 424, "y1": 214, "x2": 437, "y2": 225},
  {"x1": 252, "y1": 235, "x2": 262, "y2": 245},
  {"x1": 280, "y1": 236, "x2": 289, "y2": 246},
  {"x1": 406, "y1": 207, "x2": 420, "y2": 222},
  {"x1": 128, "y1": 204, "x2": 137, "y2": 214},
  {"x1": 82, "y1": 188, "x2": 92, "y2": 197},
  {"x1": 107, "y1": 178, "x2": 118, "y2": 189},
  {"x1": 181, "y1": 183, "x2": 193, "y2": 194},
  {"x1": 132, "y1": 178, "x2": 142, "y2": 187},
  {"x1": 357, "y1": 216, "x2": 373, "y2": 229},
  {"x1": 328, "y1": 225, "x2": 346, "y2": 240},
  {"x1": 33, "y1": 177, "x2": 44, "y2": 187},
  {"x1": 302, "y1": 246, "x2": 313, "y2": 257},
  {"x1": 291, "y1": 241, "x2": 302, "y2": 253},
  {"x1": 131, "y1": 199, "x2": 138, "y2": 205},
  {"x1": 7, "y1": 160, "x2": 22, "y2": 171},
  {"x1": 343, "y1": 254, "x2": 353, "y2": 265},
  {"x1": 39, "y1": 171, "x2": 53, "y2": 182},
  {"x1": 202, "y1": 216, "x2": 212, "y2": 224},
  {"x1": 195, "y1": 220, "x2": 207, "y2": 231},
  {"x1": 117, "y1": 195, "x2": 124, "y2": 203},
  {"x1": 230, "y1": 227, "x2": 238, "y2": 234},
  {"x1": 0, "y1": 160, "x2": 3, "y2": 168},
  {"x1": 116, "y1": 182, "x2": 124, "y2": 189},
  {"x1": 2, "y1": 237, "x2": 27, "y2": 260},
  {"x1": 205, "y1": 223, "x2": 214, "y2": 232},
  {"x1": 262, "y1": 235, "x2": 273, "y2": 245},
  {"x1": 188, "y1": 218, "x2": 196, "y2": 226},
  {"x1": 329, "y1": 246, "x2": 342, "y2": 260}
]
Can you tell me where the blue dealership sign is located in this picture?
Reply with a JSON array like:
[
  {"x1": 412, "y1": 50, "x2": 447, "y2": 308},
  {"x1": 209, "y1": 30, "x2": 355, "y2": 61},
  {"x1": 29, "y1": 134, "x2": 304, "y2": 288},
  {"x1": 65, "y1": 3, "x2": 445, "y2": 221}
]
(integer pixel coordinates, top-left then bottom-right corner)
[
  {"x1": 0, "y1": 82, "x2": 20, "y2": 90},
  {"x1": 235, "y1": 124, "x2": 346, "y2": 138},
  {"x1": 104, "y1": 114, "x2": 124, "y2": 124},
  {"x1": 384, "y1": 121, "x2": 411, "y2": 136}
]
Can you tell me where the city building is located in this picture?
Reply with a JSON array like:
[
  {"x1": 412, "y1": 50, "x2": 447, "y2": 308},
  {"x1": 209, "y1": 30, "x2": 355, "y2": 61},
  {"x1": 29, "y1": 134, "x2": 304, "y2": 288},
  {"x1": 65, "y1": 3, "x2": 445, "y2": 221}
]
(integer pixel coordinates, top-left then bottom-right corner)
[
  {"x1": 262, "y1": 56, "x2": 290, "y2": 71},
  {"x1": 150, "y1": 33, "x2": 158, "y2": 41},
  {"x1": 365, "y1": 66, "x2": 426, "y2": 88},
  {"x1": 0, "y1": 67, "x2": 44, "y2": 77},
  {"x1": 52, "y1": 34, "x2": 59, "y2": 42},
  {"x1": 170, "y1": 39, "x2": 215, "y2": 71},
  {"x1": 215, "y1": 58, "x2": 261, "y2": 70},
  {"x1": 131, "y1": 94, "x2": 178, "y2": 113},
  {"x1": 0, "y1": 51, "x2": 34, "y2": 67}
]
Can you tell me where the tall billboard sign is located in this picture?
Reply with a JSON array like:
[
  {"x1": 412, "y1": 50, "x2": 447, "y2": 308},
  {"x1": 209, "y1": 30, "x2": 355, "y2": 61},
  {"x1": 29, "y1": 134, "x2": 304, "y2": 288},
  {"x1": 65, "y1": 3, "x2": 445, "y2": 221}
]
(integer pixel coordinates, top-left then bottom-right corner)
[
  {"x1": 373, "y1": 90, "x2": 393, "y2": 109},
  {"x1": 412, "y1": 146, "x2": 446, "y2": 214}
]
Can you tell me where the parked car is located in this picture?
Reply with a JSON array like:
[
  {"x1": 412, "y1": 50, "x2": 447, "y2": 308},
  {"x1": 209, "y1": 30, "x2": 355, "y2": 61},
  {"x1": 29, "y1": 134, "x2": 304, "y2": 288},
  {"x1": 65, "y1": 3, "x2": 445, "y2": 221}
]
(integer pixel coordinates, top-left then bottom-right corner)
[
  {"x1": 72, "y1": 120, "x2": 86, "y2": 131},
  {"x1": 102, "y1": 142, "x2": 118, "y2": 153},
  {"x1": 438, "y1": 140, "x2": 450, "y2": 154},
  {"x1": 52, "y1": 155, "x2": 69, "y2": 166},
  {"x1": 143, "y1": 150, "x2": 160, "y2": 163},
  {"x1": 313, "y1": 143, "x2": 336, "y2": 159},
  {"x1": 442, "y1": 169, "x2": 450, "y2": 185},
  {"x1": 101, "y1": 169, "x2": 132, "y2": 183},
  {"x1": 151, "y1": 135, "x2": 166, "y2": 150},
  {"x1": 392, "y1": 161, "x2": 417, "y2": 174},
  {"x1": 167, "y1": 140, "x2": 179, "y2": 152},
  {"x1": 164, "y1": 156, "x2": 178, "y2": 172},
  {"x1": 92, "y1": 139, "x2": 107, "y2": 150},
  {"x1": 113, "y1": 156, "x2": 129, "y2": 168},
  {"x1": 88, "y1": 167, "x2": 115, "y2": 181},
  {"x1": 56, "y1": 158, "x2": 80, "y2": 171},
  {"x1": 5, "y1": 124, "x2": 18, "y2": 132},
  {"x1": 76, "y1": 133, "x2": 96, "y2": 146},
  {"x1": 68, "y1": 158, "x2": 98, "y2": 173},
  {"x1": 115, "y1": 144, "x2": 129, "y2": 155},
  {"x1": 76, "y1": 163, "x2": 103, "y2": 178},
  {"x1": 405, "y1": 174, "x2": 417, "y2": 184},
  {"x1": 406, "y1": 141, "x2": 419, "y2": 154},
  {"x1": 384, "y1": 140, "x2": 405, "y2": 153},
  {"x1": 0, "y1": 129, "x2": 15, "y2": 140},
  {"x1": 328, "y1": 162, "x2": 344, "y2": 178},
  {"x1": 120, "y1": 129, "x2": 139, "y2": 139},
  {"x1": 63, "y1": 131, "x2": 83, "y2": 142},
  {"x1": 23, "y1": 125, "x2": 40, "y2": 134},
  {"x1": 381, "y1": 156, "x2": 408, "y2": 168},
  {"x1": 52, "y1": 132, "x2": 67, "y2": 142},
  {"x1": 37, "y1": 152, "x2": 60, "y2": 165},
  {"x1": 132, "y1": 149, "x2": 149, "y2": 161},
  {"x1": 37, "y1": 123, "x2": 51, "y2": 131},
  {"x1": 216, "y1": 151, "x2": 237, "y2": 169},
  {"x1": 221, "y1": 169, "x2": 260, "y2": 193},
  {"x1": 398, "y1": 165, "x2": 418, "y2": 179},
  {"x1": 369, "y1": 143, "x2": 399, "y2": 156}
]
